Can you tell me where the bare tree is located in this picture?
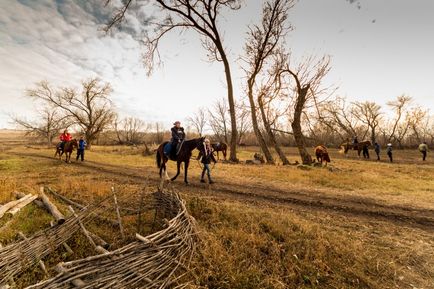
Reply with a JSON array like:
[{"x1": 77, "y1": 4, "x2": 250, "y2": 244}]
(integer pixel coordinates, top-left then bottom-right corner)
[
  {"x1": 352, "y1": 101, "x2": 382, "y2": 144},
  {"x1": 106, "y1": 0, "x2": 242, "y2": 162},
  {"x1": 208, "y1": 98, "x2": 230, "y2": 143},
  {"x1": 406, "y1": 106, "x2": 428, "y2": 144},
  {"x1": 235, "y1": 102, "x2": 252, "y2": 145},
  {"x1": 11, "y1": 108, "x2": 69, "y2": 146},
  {"x1": 321, "y1": 97, "x2": 360, "y2": 140},
  {"x1": 114, "y1": 116, "x2": 148, "y2": 145},
  {"x1": 386, "y1": 95, "x2": 412, "y2": 143},
  {"x1": 280, "y1": 56, "x2": 331, "y2": 165},
  {"x1": 243, "y1": 0, "x2": 293, "y2": 164},
  {"x1": 27, "y1": 78, "x2": 116, "y2": 149},
  {"x1": 187, "y1": 109, "x2": 207, "y2": 136}
]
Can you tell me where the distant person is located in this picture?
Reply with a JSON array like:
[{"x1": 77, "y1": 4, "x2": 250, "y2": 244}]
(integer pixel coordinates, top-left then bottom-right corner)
[
  {"x1": 386, "y1": 143, "x2": 393, "y2": 162},
  {"x1": 76, "y1": 136, "x2": 87, "y2": 161},
  {"x1": 164, "y1": 121, "x2": 186, "y2": 157},
  {"x1": 353, "y1": 136, "x2": 359, "y2": 144},
  {"x1": 59, "y1": 129, "x2": 72, "y2": 151},
  {"x1": 198, "y1": 138, "x2": 217, "y2": 184},
  {"x1": 362, "y1": 144, "x2": 370, "y2": 159},
  {"x1": 374, "y1": 142, "x2": 381, "y2": 161},
  {"x1": 418, "y1": 141, "x2": 428, "y2": 161}
]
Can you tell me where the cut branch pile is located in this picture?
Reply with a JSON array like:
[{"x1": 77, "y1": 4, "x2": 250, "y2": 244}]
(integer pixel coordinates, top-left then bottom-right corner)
[{"x1": 26, "y1": 191, "x2": 197, "y2": 289}]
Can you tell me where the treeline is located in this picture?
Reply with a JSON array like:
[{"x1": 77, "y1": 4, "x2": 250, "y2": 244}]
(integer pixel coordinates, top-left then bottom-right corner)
[{"x1": 13, "y1": 0, "x2": 433, "y2": 165}]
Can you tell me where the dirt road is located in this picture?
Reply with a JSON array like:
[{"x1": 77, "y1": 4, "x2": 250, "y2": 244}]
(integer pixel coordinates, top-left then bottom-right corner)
[{"x1": 16, "y1": 151, "x2": 434, "y2": 232}]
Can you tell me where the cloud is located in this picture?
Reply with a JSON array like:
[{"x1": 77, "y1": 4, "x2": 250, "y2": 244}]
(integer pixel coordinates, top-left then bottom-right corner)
[{"x1": 0, "y1": 0, "x2": 152, "y2": 127}]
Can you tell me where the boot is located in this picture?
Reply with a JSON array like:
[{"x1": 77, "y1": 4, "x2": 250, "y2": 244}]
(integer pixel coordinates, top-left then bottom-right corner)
[{"x1": 208, "y1": 175, "x2": 215, "y2": 184}]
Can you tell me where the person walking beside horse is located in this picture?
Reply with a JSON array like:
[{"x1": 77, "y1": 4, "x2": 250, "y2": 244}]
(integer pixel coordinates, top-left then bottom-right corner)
[
  {"x1": 419, "y1": 142, "x2": 429, "y2": 161},
  {"x1": 76, "y1": 136, "x2": 87, "y2": 162},
  {"x1": 198, "y1": 138, "x2": 217, "y2": 183},
  {"x1": 386, "y1": 143, "x2": 393, "y2": 162},
  {"x1": 374, "y1": 142, "x2": 381, "y2": 161}
]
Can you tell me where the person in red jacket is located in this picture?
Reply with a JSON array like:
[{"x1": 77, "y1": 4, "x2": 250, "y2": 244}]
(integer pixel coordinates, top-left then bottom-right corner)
[{"x1": 59, "y1": 129, "x2": 72, "y2": 151}]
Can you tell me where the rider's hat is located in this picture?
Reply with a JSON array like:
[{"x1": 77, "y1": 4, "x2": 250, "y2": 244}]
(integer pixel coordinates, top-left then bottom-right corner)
[{"x1": 173, "y1": 121, "x2": 181, "y2": 125}]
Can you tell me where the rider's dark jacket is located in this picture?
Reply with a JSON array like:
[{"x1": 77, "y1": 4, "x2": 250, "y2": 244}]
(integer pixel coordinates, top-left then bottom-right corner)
[{"x1": 171, "y1": 126, "x2": 185, "y2": 143}]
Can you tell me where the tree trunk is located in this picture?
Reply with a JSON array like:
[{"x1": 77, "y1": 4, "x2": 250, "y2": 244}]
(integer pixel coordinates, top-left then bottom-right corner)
[
  {"x1": 258, "y1": 97, "x2": 289, "y2": 165},
  {"x1": 247, "y1": 87, "x2": 275, "y2": 164},
  {"x1": 292, "y1": 86, "x2": 312, "y2": 165},
  {"x1": 220, "y1": 51, "x2": 238, "y2": 162}
]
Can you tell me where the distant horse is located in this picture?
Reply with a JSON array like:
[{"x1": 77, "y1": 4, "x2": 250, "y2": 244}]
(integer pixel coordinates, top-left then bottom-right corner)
[
  {"x1": 156, "y1": 137, "x2": 205, "y2": 184},
  {"x1": 340, "y1": 140, "x2": 371, "y2": 157},
  {"x1": 54, "y1": 139, "x2": 78, "y2": 163},
  {"x1": 211, "y1": 142, "x2": 227, "y2": 160},
  {"x1": 314, "y1": 145, "x2": 331, "y2": 166}
]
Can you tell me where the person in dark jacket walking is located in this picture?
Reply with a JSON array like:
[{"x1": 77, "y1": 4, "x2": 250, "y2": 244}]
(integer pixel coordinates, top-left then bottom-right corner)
[
  {"x1": 418, "y1": 142, "x2": 428, "y2": 161},
  {"x1": 374, "y1": 142, "x2": 381, "y2": 161},
  {"x1": 362, "y1": 144, "x2": 370, "y2": 159},
  {"x1": 198, "y1": 138, "x2": 217, "y2": 184},
  {"x1": 386, "y1": 143, "x2": 393, "y2": 162},
  {"x1": 76, "y1": 136, "x2": 86, "y2": 161}
]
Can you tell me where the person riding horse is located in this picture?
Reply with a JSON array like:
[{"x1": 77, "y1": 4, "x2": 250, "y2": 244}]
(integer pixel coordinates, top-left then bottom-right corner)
[
  {"x1": 164, "y1": 121, "x2": 186, "y2": 158},
  {"x1": 59, "y1": 129, "x2": 72, "y2": 152}
]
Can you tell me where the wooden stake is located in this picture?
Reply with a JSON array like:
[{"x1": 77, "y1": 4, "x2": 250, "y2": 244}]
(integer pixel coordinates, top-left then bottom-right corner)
[
  {"x1": 112, "y1": 187, "x2": 125, "y2": 239},
  {"x1": 55, "y1": 262, "x2": 86, "y2": 288},
  {"x1": 40, "y1": 187, "x2": 65, "y2": 225}
]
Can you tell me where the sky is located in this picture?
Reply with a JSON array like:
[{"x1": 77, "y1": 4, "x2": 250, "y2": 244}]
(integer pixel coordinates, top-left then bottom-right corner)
[{"x1": 0, "y1": 0, "x2": 433, "y2": 129}]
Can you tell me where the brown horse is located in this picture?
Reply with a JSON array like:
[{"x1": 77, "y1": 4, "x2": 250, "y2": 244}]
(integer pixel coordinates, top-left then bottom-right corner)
[
  {"x1": 156, "y1": 137, "x2": 205, "y2": 184},
  {"x1": 314, "y1": 145, "x2": 331, "y2": 166},
  {"x1": 211, "y1": 142, "x2": 227, "y2": 160},
  {"x1": 340, "y1": 140, "x2": 371, "y2": 157},
  {"x1": 54, "y1": 139, "x2": 78, "y2": 163}
]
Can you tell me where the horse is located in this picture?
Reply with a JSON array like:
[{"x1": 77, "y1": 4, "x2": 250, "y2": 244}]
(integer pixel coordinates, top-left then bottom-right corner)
[
  {"x1": 156, "y1": 137, "x2": 205, "y2": 184},
  {"x1": 314, "y1": 145, "x2": 331, "y2": 166},
  {"x1": 211, "y1": 142, "x2": 227, "y2": 160},
  {"x1": 340, "y1": 140, "x2": 371, "y2": 158},
  {"x1": 54, "y1": 139, "x2": 78, "y2": 163}
]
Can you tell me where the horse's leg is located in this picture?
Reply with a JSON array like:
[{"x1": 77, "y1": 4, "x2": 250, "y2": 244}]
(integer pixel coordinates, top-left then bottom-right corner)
[
  {"x1": 184, "y1": 160, "x2": 190, "y2": 184},
  {"x1": 223, "y1": 149, "x2": 227, "y2": 160},
  {"x1": 217, "y1": 151, "x2": 220, "y2": 160},
  {"x1": 171, "y1": 161, "x2": 181, "y2": 181}
]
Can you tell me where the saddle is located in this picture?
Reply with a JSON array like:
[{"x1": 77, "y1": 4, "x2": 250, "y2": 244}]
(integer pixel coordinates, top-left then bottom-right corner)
[{"x1": 164, "y1": 141, "x2": 183, "y2": 160}]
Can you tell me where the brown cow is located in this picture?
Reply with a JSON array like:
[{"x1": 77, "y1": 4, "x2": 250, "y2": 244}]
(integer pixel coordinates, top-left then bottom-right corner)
[{"x1": 314, "y1": 145, "x2": 331, "y2": 166}]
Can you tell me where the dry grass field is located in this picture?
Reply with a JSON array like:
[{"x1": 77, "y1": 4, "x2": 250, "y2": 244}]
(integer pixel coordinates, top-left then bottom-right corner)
[{"x1": 0, "y1": 130, "x2": 433, "y2": 288}]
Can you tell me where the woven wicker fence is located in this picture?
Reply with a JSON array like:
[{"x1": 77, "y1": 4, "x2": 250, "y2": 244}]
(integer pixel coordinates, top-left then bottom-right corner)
[{"x1": 24, "y1": 190, "x2": 197, "y2": 289}]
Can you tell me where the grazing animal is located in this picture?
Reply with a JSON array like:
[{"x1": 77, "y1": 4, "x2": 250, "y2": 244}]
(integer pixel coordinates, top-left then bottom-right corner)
[
  {"x1": 340, "y1": 140, "x2": 371, "y2": 157},
  {"x1": 314, "y1": 145, "x2": 331, "y2": 166},
  {"x1": 54, "y1": 139, "x2": 78, "y2": 163},
  {"x1": 156, "y1": 137, "x2": 205, "y2": 184},
  {"x1": 211, "y1": 142, "x2": 227, "y2": 160}
]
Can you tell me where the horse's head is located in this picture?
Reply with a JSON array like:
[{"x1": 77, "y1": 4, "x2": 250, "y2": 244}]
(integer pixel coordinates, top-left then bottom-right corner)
[
  {"x1": 71, "y1": 139, "x2": 78, "y2": 147},
  {"x1": 196, "y1": 137, "x2": 206, "y2": 151}
]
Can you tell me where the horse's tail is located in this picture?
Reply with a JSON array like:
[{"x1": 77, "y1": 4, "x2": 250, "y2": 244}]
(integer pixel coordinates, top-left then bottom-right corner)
[{"x1": 156, "y1": 150, "x2": 162, "y2": 168}]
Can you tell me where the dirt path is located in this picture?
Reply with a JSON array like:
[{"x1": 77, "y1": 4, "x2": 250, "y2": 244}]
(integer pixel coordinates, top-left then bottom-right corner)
[{"x1": 15, "y1": 151, "x2": 434, "y2": 232}]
